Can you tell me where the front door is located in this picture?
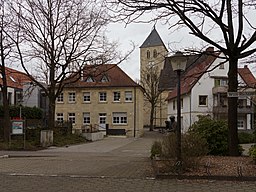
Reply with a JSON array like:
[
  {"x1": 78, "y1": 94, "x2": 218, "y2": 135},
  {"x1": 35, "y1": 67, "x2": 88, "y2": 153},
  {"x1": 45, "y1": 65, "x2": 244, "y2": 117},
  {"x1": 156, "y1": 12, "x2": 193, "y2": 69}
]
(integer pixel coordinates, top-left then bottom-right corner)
[{"x1": 99, "y1": 113, "x2": 107, "y2": 135}]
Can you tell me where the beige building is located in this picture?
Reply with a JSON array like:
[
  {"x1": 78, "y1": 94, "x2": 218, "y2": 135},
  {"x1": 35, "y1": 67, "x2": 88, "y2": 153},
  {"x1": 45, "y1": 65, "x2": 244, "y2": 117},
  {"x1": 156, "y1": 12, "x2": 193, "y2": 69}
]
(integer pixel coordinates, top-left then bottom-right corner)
[
  {"x1": 55, "y1": 64, "x2": 144, "y2": 137},
  {"x1": 140, "y1": 26, "x2": 168, "y2": 127}
]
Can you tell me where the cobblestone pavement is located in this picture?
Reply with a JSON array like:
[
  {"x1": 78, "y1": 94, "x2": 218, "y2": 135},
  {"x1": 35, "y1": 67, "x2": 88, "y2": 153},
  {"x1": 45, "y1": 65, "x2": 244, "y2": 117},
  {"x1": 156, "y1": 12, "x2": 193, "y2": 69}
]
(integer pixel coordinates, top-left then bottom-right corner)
[{"x1": 1, "y1": 130, "x2": 256, "y2": 191}]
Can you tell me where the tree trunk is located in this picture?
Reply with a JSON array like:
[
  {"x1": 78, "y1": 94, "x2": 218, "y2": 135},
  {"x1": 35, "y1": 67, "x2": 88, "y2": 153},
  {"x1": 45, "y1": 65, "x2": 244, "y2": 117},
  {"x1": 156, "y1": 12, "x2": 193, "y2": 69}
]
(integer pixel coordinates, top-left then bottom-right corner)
[
  {"x1": 149, "y1": 104, "x2": 155, "y2": 131},
  {"x1": 228, "y1": 57, "x2": 239, "y2": 156},
  {"x1": 48, "y1": 93, "x2": 56, "y2": 130},
  {"x1": 2, "y1": 85, "x2": 10, "y2": 142}
]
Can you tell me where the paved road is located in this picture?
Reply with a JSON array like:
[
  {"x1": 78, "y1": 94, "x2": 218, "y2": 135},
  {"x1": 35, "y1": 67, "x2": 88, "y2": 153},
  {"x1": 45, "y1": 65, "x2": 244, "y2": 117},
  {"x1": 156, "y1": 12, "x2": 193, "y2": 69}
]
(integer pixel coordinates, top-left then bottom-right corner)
[{"x1": 1, "y1": 130, "x2": 256, "y2": 192}]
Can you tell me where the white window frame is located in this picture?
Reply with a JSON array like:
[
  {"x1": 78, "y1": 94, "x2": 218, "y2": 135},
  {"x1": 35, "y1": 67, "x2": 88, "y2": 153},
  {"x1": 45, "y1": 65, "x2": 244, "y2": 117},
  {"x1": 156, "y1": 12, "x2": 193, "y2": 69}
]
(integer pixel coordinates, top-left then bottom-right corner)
[
  {"x1": 199, "y1": 95, "x2": 208, "y2": 106},
  {"x1": 125, "y1": 91, "x2": 133, "y2": 102},
  {"x1": 57, "y1": 93, "x2": 64, "y2": 103},
  {"x1": 99, "y1": 92, "x2": 107, "y2": 102},
  {"x1": 68, "y1": 92, "x2": 76, "y2": 103},
  {"x1": 113, "y1": 91, "x2": 121, "y2": 102},
  {"x1": 237, "y1": 120, "x2": 245, "y2": 130},
  {"x1": 113, "y1": 112, "x2": 127, "y2": 125},
  {"x1": 83, "y1": 112, "x2": 90, "y2": 125},
  {"x1": 68, "y1": 113, "x2": 76, "y2": 124},
  {"x1": 83, "y1": 92, "x2": 90, "y2": 103},
  {"x1": 56, "y1": 113, "x2": 64, "y2": 122}
]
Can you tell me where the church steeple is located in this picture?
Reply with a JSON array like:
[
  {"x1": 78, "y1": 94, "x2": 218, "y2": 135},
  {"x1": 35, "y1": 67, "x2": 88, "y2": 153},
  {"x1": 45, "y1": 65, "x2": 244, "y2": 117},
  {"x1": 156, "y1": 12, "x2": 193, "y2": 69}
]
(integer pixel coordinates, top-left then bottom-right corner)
[{"x1": 140, "y1": 26, "x2": 167, "y2": 49}]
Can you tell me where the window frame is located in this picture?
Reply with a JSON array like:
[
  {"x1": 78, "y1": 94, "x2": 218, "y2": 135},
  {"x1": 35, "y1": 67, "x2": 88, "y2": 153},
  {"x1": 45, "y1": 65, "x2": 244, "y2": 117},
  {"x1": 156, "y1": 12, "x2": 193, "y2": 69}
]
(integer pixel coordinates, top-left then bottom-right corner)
[
  {"x1": 125, "y1": 91, "x2": 133, "y2": 102},
  {"x1": 57, "y1": 92, "x2": 64, "y2": 103},
  {"x1": 199, "y1": 95, "x2": 208, "y2": 106},
  {"x1": 68, "y1": 113, "x2": 76, "y2": 124},
  {"x1": 68, "y1": 92, "x2": 76, "y2": 103},
  {"x1": 113, "y1": 91, "x2": 121, "y2": 102},
  {"x1": 83, "y1": 92, "x2": 91, "y2": 103},
  {"x1": 83, "y1": 112, "x2": 90, "y2": 125},
  {"x1": 112, "y1": 112, "x2": 127, "y2": 125},
  {"x1": 99, "y1": 92, "x2": 107, "y2": 102},
  {"x1": 56, "y1": 113, "x2": 64, "y2": 123}
]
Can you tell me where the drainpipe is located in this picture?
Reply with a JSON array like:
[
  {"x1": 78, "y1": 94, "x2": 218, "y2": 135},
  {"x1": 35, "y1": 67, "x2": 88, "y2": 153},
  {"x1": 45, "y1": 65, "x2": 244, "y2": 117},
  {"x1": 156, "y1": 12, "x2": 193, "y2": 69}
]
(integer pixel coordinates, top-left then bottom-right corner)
[{"x1": 134, "y1": 87, "x2": 137, "y2": 137}]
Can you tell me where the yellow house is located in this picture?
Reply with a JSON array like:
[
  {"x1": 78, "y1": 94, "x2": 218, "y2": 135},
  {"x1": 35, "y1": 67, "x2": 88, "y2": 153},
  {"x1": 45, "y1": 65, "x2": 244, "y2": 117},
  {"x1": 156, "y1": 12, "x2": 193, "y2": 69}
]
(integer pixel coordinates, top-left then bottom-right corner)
[{"x1": 55, "y1": 64, "x2": 144, "y2": 137}]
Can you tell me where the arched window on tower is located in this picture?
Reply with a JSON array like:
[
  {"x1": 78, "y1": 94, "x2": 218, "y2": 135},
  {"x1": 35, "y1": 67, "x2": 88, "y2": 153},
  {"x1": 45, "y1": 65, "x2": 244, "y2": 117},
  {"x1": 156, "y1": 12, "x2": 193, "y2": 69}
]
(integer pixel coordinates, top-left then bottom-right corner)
[
  {"x1": 146, "y1": 50, "x2": 150, "y2": 59},
  {"x1": 153, "y1": 49, "x2": 158, "y2": 58}
]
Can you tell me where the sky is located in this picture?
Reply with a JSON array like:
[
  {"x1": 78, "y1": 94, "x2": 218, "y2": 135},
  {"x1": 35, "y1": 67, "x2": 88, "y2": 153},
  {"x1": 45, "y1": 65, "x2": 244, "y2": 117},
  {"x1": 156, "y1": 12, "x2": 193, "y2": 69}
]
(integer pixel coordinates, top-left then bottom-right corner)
[{"x1": 106, "y1": 22, "x2": 198, "y2": 81}]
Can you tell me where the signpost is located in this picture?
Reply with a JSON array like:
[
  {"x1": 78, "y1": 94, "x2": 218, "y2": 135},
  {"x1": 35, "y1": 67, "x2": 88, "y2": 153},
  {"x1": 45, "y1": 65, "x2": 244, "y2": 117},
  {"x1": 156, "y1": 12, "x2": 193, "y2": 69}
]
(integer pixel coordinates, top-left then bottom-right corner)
[{"x1": 9, "y1": 119, "x2": 26, "y2": 149}]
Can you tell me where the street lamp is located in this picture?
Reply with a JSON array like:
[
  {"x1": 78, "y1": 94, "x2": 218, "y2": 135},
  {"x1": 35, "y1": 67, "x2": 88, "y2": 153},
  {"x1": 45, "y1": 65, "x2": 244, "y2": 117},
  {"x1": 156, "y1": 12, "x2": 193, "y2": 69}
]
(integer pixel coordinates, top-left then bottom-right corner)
[{"x1": 169, "y1": 51, "x2": 187, "y2": 162}]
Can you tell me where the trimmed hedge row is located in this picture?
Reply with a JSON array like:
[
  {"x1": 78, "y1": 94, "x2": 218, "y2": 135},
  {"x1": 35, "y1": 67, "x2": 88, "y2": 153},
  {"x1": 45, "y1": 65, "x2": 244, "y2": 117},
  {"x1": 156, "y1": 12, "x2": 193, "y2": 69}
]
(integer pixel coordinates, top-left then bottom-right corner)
[{"x1": 0, "y1": 105, "x2": 42, "y2": 119}]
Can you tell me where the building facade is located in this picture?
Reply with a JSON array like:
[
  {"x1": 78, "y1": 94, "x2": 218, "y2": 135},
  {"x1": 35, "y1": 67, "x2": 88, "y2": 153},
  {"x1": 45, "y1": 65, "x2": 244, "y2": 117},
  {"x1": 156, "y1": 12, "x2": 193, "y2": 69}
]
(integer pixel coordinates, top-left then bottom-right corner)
[
  {"x1": 55, "y1": 64, "x2": 144, "y2": 137},
  {"x1": 165, "y1": 49, "x2": 256, "y2": 132}
]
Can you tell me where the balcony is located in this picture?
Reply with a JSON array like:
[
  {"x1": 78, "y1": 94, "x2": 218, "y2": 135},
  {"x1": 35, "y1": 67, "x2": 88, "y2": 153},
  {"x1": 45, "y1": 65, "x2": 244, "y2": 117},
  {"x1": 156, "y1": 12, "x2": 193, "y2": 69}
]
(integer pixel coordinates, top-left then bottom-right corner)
[{"x1": 212, "y1": 86, "x2": 228, "y2": 94}]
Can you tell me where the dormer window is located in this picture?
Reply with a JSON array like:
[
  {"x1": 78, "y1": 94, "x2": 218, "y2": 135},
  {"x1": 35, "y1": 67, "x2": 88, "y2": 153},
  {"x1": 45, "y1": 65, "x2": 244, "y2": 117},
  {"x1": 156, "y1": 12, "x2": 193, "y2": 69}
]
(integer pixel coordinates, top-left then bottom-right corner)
[
  {"x1": 101, "y1": 75, "x2": 109, "y2": 82},
  {"x1": 86, "y1": 76, "x2": 94, "y2": 82}
]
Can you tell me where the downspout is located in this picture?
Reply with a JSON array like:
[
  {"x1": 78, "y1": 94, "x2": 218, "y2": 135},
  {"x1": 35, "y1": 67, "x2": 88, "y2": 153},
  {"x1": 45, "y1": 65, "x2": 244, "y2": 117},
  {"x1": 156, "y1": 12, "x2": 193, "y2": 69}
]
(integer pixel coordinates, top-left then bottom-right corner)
[
  {"x1": 134, "y1": 87, "x2": 137, "y2": 137},
  {"x1": 190, "y1": 94, "x2": 192, "y2": 128}
]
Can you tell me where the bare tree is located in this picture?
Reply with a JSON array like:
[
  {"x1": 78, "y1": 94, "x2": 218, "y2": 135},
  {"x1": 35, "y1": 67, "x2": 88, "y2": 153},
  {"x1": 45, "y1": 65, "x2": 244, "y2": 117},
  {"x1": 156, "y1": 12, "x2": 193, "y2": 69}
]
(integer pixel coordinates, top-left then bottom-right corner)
[
  {"x1": 0, "y1": 2, "x2": 15, "y2": 141},
  {"x1": 108, "y1": 0, "x2": 256, "y2": 156},
  {"x1": 141, "y1": 64, "x2": 164, "y2": 131},
  {"x1": 7, "y1": 0, "x2": 130, "y2": 130}
]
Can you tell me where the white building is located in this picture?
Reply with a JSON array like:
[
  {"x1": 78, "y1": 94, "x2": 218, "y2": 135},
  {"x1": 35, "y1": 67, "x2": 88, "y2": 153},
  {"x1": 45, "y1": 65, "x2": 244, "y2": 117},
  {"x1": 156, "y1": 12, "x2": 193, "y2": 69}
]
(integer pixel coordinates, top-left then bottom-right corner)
[{"x1": 165, "y1": 48, "x2": 256, "y2": 132}]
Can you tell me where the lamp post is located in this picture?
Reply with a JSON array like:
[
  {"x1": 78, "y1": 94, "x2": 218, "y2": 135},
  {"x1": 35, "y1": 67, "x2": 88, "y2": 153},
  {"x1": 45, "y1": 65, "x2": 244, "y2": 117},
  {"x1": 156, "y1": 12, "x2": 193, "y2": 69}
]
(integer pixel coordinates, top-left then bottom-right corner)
[{"x1": 169, "y1": 51, "x2": 187, "y2": 162}]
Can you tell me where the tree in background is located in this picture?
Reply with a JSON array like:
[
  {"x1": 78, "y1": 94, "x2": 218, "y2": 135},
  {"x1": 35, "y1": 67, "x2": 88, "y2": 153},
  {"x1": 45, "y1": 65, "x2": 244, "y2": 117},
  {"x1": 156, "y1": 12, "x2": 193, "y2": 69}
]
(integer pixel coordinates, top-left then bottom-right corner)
[
  {"x1": 108, "y1": 0, "x2": 256, "y2": 156},
  {"x1": 6, "y1": 0, "x2": 131, "y2": 130},
  {"x1": 141, "y1": 64, "x2": 164, "y2": 131}
]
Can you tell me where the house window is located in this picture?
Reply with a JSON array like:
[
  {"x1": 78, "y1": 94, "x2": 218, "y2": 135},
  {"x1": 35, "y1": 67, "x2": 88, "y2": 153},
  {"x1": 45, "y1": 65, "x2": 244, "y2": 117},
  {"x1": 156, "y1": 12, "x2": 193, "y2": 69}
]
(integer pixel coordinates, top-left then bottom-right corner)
[
  {"x1": 101, "y1": 75, "x2": 109, "y2": 82},
  {"x1": 68, "y1": 92, "x2": 76, "y2": 103},
  {"x1": 56, "y1": 113, "x2": 64, "y2": 122},
  {"x1": 146, "y1": 50, "x2": 150, "y2": 59},
  {"x1": 83, "y1": 92, "x2": 90, "y2": 102},
  {"x1": 83, "y1": 112, "x2": 90, "y2": 124},
  {"x1": 237, "y1": 120, "x2": 244, "y2": 130},
  {"x1": 99, "y1": 113, "x2": 107, "y2": 124},
  {"x1": 173, "y1": 100, "x2": 176, "y2": 110},
  {"x1": 68, "y1": 113, "x2": 76, "y2": 124},
  {"x1": 214, "y1": 79, "x2": 228, "y2": 87},
  {"x1": 99, "y1": 92, "x2": 107, "y2": 102},
  {"x1": 199, "y1": 95, "x2": 208, "y2": 106},
  {"x1": 57, "y1": 93, "x2": 64, "y2": 103},
  {"x1": 125, "y1": 91, "x2": 133, "y2": 102},
  {"x1": 153, "y1": 49, "x2": 158, "y2": 58},
  {"x1": 113, "y1": 91, "x2": 121, "y2": 102},
  {"x1": 113, "y1": 112, "x2": 127, "y2": 124},
  {"x1": 219, "y1": 63, "x2": 224, "y2": 69},
  {"x1": 86, "y1": 76, "x2": 94, "y2": 82}
]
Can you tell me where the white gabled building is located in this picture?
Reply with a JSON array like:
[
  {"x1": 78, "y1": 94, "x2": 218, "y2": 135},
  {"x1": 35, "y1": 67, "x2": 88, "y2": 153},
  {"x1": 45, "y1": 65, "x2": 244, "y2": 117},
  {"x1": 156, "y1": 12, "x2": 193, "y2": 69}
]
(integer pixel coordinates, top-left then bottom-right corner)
[{"x1": 165, "y1": 47, "x2": 256, "y2": 132}]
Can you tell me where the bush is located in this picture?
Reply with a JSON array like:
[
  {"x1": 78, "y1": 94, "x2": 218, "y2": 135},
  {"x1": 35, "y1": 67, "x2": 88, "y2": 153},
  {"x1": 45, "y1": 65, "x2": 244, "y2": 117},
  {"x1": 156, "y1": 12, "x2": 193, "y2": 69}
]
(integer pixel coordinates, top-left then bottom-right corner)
[
  {"x1": 0, "y1": 105, "x2": 42, "y2": 119},
  {"x1": 150, "y1": 140, "x2": 162, "y2": 158},
  {"x1": 249, "y1": 145, "x2": 256, "y2": 164},
  {"x1": 238, "y1": 132, "x2": 255, "y2": 144},
  {"x1": 158, "y1": 133, "x2": 208, "y2": 171},
  {"x1": 189, "y1": 115, "x2": 228, "y2": 156}
]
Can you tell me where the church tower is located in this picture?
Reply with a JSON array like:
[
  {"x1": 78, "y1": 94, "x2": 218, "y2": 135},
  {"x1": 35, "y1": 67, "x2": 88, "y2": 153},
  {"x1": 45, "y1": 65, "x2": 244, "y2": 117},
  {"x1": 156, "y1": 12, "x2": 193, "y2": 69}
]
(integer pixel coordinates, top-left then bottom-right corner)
[
  {"x1": 140, "y1": 26, "x2": 168, "y2": 78},
  {"x1": 140, "y1": 26, "x2": 168, "y2": 128}
]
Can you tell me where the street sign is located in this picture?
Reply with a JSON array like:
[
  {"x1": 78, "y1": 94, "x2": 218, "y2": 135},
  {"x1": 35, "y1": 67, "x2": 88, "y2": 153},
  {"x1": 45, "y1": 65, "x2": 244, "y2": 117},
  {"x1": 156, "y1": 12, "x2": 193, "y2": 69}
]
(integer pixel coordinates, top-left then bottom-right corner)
[{"x1": 227, "y1": 92, "x2": 255, "y2": 97}]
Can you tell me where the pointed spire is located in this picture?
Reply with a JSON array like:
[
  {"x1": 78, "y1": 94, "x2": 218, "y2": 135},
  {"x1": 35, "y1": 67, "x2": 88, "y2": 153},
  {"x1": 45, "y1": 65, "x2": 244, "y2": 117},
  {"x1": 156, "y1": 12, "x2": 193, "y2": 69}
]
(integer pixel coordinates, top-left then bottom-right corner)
[{"x1": 140, "y1": 26, "x2": 166, "y2": 49}]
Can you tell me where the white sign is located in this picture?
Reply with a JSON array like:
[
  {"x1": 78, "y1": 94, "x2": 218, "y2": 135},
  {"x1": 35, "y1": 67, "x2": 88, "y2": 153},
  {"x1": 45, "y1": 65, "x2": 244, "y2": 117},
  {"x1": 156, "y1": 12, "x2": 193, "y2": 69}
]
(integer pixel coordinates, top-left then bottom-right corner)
[
  {"x1": 227, "y1": 92, "x2": 255, "y2": 97},
  {"x1": 12, "y1": 121, "x2": 24, "y2": 134}
]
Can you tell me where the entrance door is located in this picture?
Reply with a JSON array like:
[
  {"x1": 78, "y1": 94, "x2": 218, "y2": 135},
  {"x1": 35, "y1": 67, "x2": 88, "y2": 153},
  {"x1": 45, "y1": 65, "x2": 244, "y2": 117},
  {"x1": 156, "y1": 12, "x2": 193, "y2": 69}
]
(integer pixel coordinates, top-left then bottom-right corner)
[{"x1": 99, "y1": 113, "x2": 107, "y2": 135}]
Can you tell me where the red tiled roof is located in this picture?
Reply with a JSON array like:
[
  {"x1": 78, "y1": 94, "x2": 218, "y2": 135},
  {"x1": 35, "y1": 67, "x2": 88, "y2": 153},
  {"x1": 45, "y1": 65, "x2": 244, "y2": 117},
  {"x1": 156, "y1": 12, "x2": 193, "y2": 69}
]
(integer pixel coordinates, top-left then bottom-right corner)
[
  {"x1": 65, "y1": 64, "x2": 139, "y2": 88},
  {"x1": 0, "y1": 67, "x2": 31, "y2": 89},
  {"x1": 166, "y1": 49, "x2": 219, "y2": 101},
  {"x1": 238, "y1": 65, "x2": 256, "y2": 88}
]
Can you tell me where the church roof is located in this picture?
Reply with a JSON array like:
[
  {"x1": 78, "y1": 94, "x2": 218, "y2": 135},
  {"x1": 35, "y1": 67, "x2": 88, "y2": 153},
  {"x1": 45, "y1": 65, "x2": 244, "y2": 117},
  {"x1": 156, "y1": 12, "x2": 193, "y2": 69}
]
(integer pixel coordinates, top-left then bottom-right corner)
[{"x1": 140, "y1": 26, "x2": 166, "y2": 49}]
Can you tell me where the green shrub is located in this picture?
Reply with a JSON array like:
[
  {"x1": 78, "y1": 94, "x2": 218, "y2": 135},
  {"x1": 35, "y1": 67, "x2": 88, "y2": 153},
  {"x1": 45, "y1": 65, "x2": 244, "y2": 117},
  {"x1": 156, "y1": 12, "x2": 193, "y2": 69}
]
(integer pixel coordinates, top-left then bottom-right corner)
[
  {"x1": 0, "y1": 105, "x2": 42, "y2": 119},
  {"x1": 238, "y1": 132, "x2": 255, "y2": 144},
  {"x1": 249, "y1": 145, "x2": 256, "y2": 164},
  {"x1": 160, "y1": 133, "x2": 208, "y2": 170},
  {"x1": 189, "y1": 115, "x2": 228, "y2": 156},
  {"x1": 150, "y1": 140, "x2": 162, "y2": 158}
]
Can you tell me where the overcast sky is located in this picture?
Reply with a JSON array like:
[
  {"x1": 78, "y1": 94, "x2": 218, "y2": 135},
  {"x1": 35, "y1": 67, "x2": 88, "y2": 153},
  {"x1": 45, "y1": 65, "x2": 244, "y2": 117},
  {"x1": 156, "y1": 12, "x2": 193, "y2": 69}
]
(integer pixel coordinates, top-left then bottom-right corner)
[{"x1": 106, "y1": 21, "x2": 205, "y2": 81}]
